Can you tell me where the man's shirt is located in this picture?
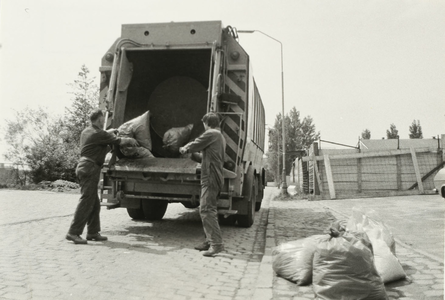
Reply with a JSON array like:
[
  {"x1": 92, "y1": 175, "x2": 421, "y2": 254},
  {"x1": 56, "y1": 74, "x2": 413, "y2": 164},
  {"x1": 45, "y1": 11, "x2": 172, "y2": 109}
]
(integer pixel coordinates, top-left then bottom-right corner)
[
  {"x1": 186, "y1": 128, "x2": 226, "y2": 189},
  {"x1": 80, "y1": 125, "x2": 121, "y2": 166}
]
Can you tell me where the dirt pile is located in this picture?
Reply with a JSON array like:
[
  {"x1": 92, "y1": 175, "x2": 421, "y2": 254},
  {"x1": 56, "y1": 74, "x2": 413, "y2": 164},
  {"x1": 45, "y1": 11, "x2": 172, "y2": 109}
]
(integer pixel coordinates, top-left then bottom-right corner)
[{"x1": 38, "y1": 180, "x2": 79, "y2": 192}]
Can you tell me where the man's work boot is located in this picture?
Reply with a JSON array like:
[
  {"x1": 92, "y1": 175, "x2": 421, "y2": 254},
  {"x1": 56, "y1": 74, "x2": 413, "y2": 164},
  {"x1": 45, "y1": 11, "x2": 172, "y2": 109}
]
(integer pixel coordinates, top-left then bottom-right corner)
[
  {"x1": 66, "y1": 234, "x2": 87, "y2": 245},
  {"x1": 202, "y1": 245, "x2": 224, "y2": 257},
  {"x1": 194, "y1": 241, "x2": 210, "y2": 251},
  {"x1": 86, "y1": 233, "x2": 108, "y2": 241}
]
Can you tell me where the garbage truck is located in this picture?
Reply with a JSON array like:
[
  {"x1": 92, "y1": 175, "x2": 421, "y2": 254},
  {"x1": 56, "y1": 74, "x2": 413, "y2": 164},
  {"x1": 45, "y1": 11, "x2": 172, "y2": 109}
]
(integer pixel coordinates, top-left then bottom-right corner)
[{"x1": 98, "y1": 21, "x2": 266, "y2": 227}]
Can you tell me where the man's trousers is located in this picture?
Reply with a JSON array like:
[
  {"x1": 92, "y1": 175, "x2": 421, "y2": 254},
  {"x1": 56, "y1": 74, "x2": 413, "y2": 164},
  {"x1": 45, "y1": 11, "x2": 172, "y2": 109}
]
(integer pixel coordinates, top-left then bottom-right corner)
[
  {"x1": 199, "y1": 183, "x2": 223, "y2": 246},
  {"x1": 68, "y1": 160, "x2": 101, "y2": 235}
]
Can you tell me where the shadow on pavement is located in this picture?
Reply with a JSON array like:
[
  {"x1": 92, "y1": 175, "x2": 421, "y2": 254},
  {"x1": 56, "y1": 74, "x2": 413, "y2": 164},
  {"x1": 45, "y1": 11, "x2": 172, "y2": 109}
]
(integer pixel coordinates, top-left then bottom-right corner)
[{"x1": 97, "y1": 208, "x2": 261, "y2": 261}]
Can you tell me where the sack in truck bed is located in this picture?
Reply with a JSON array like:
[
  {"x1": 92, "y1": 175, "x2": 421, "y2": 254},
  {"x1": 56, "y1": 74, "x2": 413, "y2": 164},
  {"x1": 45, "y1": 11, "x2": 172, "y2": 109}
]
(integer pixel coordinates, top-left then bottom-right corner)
[
  {"x1": 162, "y1": 124, "x2": 194, "y2": 154},
  {"x1": 118, "y1": 111, "x2": 154, "y2": 158}
]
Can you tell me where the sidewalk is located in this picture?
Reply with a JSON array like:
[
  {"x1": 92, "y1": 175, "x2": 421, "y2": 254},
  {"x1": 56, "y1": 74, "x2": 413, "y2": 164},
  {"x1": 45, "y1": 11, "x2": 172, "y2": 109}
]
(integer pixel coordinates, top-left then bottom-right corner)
[{"x1": 255, "y1": 188, "x2": 444, "y2": 300}]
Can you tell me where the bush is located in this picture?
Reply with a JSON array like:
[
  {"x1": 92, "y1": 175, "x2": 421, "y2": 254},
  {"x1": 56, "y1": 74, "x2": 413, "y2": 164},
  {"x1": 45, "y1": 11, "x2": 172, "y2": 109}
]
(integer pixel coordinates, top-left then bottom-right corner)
[{"x1": 27, "y1": 134, "x2": 78, "y2": 183}]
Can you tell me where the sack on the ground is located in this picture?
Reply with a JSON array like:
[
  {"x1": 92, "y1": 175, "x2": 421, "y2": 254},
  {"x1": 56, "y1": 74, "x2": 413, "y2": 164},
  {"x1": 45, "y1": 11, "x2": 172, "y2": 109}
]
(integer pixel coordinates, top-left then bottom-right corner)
[
  {"x1": 328, "y1": 220, "x2": 347, "y2": 237},
  {"x1": 372, "y1": 238, "x2": 406, "y2": 283},
  {"x1": 347, "y1": 207, "x2": 396, "y2": 254},
  {"x1": 162, "y1": 124, "x2": 193, "y2": 154},
  {"x1": 347, "y1": 207, "x2": 406, "y2": 283},
  {"x1": 118, "y1": 111, "x2": 153, "y2": 158},
  {"x1": 313, "y1": 231, "x2": 389, "y2": 300},
  {"x1": 272, "y1": 235, "x2": 327, "y2": 285},
  {"x1": 118, "y1": 111, "x2": 152, "y2": 150}
]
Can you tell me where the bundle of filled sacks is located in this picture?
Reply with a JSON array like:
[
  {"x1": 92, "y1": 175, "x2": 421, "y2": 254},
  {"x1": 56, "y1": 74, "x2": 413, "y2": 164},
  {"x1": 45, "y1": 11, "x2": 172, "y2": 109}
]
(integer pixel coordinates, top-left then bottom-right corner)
[
  {"x1": 272, "y1": 208, "x2": 406, "y2": 300},
  {"x1": 117, "y1": 111, "x2": 154, "y2": 159},
  {"x1": 162, "y1": 124, "x2": 194, "y2": 156}
]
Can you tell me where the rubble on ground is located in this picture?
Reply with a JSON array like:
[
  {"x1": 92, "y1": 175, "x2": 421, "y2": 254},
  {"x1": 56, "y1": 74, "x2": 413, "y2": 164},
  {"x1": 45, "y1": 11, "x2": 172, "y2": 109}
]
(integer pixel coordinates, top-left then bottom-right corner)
[{"x1": 38, "y1": 180, "x2": 79, "y2": 192}]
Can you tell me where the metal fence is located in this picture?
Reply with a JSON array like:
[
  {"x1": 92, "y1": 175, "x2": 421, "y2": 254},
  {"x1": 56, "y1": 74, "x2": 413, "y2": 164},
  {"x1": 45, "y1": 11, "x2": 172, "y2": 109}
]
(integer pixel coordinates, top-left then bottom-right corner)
[{"x1": 294, "y1": 138, "x2": 444, "y2": 200}]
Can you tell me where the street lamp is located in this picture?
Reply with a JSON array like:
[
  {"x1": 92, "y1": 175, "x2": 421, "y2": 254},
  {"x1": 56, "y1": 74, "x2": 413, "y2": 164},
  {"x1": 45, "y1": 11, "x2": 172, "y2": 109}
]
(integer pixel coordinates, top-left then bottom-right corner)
[{"x1": 237, "y1": 29, "x2": 288, "y2": 194}]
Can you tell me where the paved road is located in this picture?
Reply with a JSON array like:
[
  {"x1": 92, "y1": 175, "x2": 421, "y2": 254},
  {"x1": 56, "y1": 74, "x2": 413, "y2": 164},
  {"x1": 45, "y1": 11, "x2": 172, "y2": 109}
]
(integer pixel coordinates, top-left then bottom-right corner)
[
  {"x1": 0, "y1": 189, "x2": 272, "y2": 300},
  {"x1": 1, "y1": 189, "x2": 443, "y2": 300}
]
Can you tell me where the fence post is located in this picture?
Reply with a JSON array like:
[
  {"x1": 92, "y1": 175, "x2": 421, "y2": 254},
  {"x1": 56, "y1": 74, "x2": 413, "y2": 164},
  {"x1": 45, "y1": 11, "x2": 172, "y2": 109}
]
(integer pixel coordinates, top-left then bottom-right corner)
[
  {"x1": 312, "y1": 153, "x2": 323, "y2": 196},
  {"x1": 324, "y1": 155, "x2": 336, "y2": 199},
  {"x1": 442, "y1": 134, "x2": 445, "y2": 161},
  {"x1": 357, "y1": 157, "x2": 362, "y2": 193},
  {"x1": 410, "y1": 147, "x2": 424, "y2": 194},
  {"x1": 313, "y1": 142, "x2": 320, "y2": 195},
  {"x1": 396, "y1": 155, "x2": 402, "y2": 191}
]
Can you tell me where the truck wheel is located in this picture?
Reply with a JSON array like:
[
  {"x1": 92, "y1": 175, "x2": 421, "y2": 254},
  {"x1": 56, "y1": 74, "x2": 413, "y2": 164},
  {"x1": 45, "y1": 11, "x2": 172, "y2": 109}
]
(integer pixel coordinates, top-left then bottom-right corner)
[
  {"x1": 237, "y1": 168, "x2": 256, "y2": 228},
  {"x1": 255, "y1": 178, "x2": 264, "y2": 211},
  {"x1": 126, "y1": 207, "x2": 145, "y2": 220},
  {"x1": 142, "y1": 200, "x2": 168, "y2": 220},
  {"x1": 181, "y1": 201, "x2": 200, "y2": 209},
  {"x1": 218, "y1": 214, "x2": 237, "y2": 226},
  {"x1": 255, "y1": 199, "x2": 262, "y2": 211}
]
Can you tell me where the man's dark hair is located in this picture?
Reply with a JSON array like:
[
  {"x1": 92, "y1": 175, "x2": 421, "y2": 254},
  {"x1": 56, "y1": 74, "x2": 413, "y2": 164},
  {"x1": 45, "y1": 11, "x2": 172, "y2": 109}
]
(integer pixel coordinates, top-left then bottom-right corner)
[
  {"x1": 202, "y1": 112, "x2": 220, "y2": 128},
  {"x1": 90, "y1": 109, "x2": 104, "y2": 122}
]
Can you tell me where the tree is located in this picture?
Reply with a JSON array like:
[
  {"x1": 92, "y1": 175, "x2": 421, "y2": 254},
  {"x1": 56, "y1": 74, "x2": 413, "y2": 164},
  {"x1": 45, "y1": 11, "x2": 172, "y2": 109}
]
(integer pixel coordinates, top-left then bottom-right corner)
[
  {"x1": 3, "y1": 106, "x2": 52, "y2": 165},
  {"x1": 266, "y1": 107, "x2": 320, "y2": 183},
  {"x1": 409, "y1": 120, "x2": 423, "y2": 139},
  {"x1": 3, "y1": 107, "x2": 64, "y2": 183},
  {"x1": 64, "y1": 65, "x2": 99, "y2": 144},
  {"x1": 26, "y1": 119, "x2": 78, "y2": 182},
  {"x1": 386, "y1": 123, "x2": 399, "y2": 139},
  {"x1": 361, "y1": 129, "x2": 371, "y2": 139},
  {"x1": 59, "y1": 65, "x2": 99, "y2": 181},
  {"x1": 2, "y1": 65, "x2": 99, "y2": 184},
  {"x1": 266, "y1": 126, "x2": 281, "y2": 184}
]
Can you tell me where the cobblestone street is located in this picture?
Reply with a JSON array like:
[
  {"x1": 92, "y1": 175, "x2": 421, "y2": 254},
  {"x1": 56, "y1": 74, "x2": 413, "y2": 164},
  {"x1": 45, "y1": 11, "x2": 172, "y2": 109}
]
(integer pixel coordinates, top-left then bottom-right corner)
[
  {"x1": 1, "y1": 189, "x2": 444, "y2": 300},
  {"x1": 0, "y1": 189, "x2": 271, "y2": 300}
]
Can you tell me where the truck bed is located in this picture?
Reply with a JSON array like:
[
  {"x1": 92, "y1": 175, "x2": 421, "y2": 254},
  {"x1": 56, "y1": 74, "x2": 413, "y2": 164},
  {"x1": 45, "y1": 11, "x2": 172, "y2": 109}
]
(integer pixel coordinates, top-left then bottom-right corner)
[{"x1": 110, "y1": 157, "x2": 200, "y2": 174}]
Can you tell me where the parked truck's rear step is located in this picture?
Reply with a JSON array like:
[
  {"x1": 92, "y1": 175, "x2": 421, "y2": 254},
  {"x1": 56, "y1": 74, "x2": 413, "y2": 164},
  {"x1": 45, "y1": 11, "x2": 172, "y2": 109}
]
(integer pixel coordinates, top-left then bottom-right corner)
[{"x1": 110, "y1": 157, "x2": 200, "y2": 174}]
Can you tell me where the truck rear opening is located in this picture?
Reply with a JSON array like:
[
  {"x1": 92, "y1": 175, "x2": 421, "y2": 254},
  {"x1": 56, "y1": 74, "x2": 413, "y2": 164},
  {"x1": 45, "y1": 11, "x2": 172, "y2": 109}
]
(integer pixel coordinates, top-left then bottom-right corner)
[
  {"x1": 122, "y1": 49, "x2": 211, "y2": 158},
  {"x1": 99, "y1": 21, "x2": 266, "y2": 227}
]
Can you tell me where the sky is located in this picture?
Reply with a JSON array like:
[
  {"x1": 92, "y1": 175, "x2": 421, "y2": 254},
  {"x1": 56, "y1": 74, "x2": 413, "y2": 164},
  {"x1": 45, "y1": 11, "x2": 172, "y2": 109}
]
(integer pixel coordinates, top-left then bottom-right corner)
[{"x1": 1, "y1": 0, "x2": 444, "y2": 162}]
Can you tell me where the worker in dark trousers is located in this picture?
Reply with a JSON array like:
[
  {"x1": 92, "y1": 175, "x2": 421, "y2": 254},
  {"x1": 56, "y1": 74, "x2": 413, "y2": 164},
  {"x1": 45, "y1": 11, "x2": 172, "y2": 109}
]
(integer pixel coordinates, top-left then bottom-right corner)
[
  {"x1": 66, "y1": 109, "x2": 138, "y2": 244},
  {"x1": 179, "y1": 112, "x2": 226, "y2": 257}
]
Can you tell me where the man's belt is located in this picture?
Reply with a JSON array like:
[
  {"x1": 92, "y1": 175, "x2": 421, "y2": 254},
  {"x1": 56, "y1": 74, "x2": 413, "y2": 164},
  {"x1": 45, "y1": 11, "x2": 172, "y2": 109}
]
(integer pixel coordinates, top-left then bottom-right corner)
[{"x1": 79, "y1": 156, "x2": 101, "y2": 167}]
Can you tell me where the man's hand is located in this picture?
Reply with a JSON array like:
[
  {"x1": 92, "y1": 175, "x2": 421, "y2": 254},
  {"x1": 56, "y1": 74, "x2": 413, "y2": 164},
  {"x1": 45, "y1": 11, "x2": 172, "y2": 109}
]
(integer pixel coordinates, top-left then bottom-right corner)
[
  {"x1": 120, "y1": 137, "x2": 139, "y2": 147},
  {"x1": 107, "y1": 128, "x2": 119, "y2": 135},
  {"x1": 179, "y1": 147, "x2": 187, "y2": 154}
]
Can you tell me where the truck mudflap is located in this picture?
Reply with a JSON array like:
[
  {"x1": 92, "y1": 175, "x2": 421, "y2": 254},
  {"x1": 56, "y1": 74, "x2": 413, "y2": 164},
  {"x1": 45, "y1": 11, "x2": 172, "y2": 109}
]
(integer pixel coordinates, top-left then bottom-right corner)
[{"x1": 110, "y1": 157, "x2": 200, "y2": 174}]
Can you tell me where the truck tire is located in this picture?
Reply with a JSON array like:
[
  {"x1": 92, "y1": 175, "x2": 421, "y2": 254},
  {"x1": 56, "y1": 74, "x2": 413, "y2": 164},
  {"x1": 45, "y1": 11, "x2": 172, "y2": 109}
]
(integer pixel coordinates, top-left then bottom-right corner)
[
  {"x1": 181, "y1": 201, "x2": 200, "y2": 209},
  {"x1": 142, "y1": 200, "x2": 168, "y2": 220},
  {"x1": 218, "y1": 214, "x2": 237, "y2": 226},
  {"x1": 255, "y1": 177, "x2": 264, "y2": 211},
  {"x1": 237, "y1": 168, "x2": 256, "y2": 228},
  {"x1": 126, "y1": 207, "x2": 145, "y2": 220},
  {"x1": 255, "y1": 195, "x2": 263, "y2": 211}
]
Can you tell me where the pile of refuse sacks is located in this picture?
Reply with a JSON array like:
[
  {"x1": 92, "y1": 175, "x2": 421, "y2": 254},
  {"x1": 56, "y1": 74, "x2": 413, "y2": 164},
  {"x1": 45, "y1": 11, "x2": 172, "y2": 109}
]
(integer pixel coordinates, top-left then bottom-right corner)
[
  {"x1": 115, "y1": 111, "x2": 194, "y2": 159},
  {"x1": 272, "y1": 207, "x2": 407, "y2": 300}
]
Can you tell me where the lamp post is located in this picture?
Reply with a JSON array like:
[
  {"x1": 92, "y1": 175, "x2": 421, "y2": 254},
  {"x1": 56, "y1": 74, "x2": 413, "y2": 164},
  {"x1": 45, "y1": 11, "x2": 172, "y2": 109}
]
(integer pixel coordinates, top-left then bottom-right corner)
[{"x1": 238, "y1": 29, "x2": 287, "y2": 194}]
